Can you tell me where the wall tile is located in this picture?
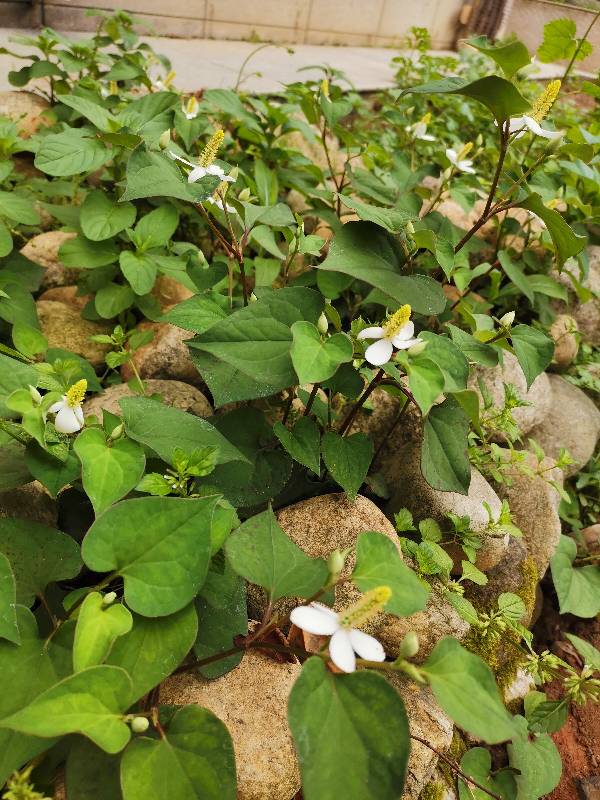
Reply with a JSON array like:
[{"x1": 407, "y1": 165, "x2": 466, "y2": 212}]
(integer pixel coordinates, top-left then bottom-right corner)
[
  {"x1": 308, "y1": 0, "x2": 385, "y2": 36},
  {"x1": 206, "y1": 0, "x2": 310, "y2": 30}
]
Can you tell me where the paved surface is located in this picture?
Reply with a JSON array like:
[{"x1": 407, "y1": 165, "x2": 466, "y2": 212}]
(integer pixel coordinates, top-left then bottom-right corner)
[{"x1": 0, "y1": 29, "x2": 590, "y2": 94}]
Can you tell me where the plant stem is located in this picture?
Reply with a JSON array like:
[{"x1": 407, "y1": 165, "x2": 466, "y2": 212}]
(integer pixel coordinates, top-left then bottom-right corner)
[
  {"x1": 338, "y1": 369, "x2": 384, "y2": 436},
  {"x1": 303, "y1": 383, "x2": 320, "y2": 417},
  {"x1": 562, "y1": 8, "x2": 600, "y2": 83}
]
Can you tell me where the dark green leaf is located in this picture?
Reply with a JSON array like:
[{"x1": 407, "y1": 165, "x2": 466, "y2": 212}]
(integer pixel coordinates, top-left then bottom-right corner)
[
  {"x1": 510, "y1": 324, "x2": 554, "y2": 389},
  {"x1": 273, "y1": 417, "x2": 321, "y2": 475},
  {"x1": 421, "y1": 397, "x2": 470, "y2": 494},
  {"x1": 321, "y1": 431, "x2": 373, "y2": 501}
]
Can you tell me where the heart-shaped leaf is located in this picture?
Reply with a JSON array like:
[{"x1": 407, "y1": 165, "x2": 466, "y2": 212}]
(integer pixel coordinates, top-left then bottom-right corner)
[
  {"x1": 321, "y1": 432, "x2": 373, "y2": 501},
  {"x1": 0, "y1": 553, "x2": 19, "y2": 644},
  {"x1": 273, "y1": 417, "x2": 321, "y2": 475},
  {"x1": 81, "y1": 191, "x2": 137, "y2": 241},
  {"x1": 73, "y1": 592, "x2": 133, "y2": 672},
  {"x1": 290, "y1": 321, "x2": 353, "y2": 384}
]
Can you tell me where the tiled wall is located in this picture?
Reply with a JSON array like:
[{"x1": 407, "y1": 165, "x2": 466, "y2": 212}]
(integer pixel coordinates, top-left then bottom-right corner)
[{"x1": 9, "y1": 0, "x2": 463, "y2": 48}]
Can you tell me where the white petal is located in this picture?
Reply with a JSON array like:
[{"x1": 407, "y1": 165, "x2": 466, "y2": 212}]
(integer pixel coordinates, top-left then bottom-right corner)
[
  {"x1": 329, "y1": 629, "x2": 356, "y2": 673},
  {"x1": 394, "y1": 336, "x2": 423, "y2": 350},
  {"x1": 169, "y1": 151, "x2": 196, "y2": 169},
  {"x1": 74, "y1": 405, "x2": 84, "y2": 426},
  {"x1": 348, "y1": 628, "x2": 386, "y2": 662},
  {"x1": 392, "y1": 320, "x2": 414, "y2": 343},
  {"x1": 206, "y1": 164, "x2": 225, "y2": 177},
  {"x1": 54, "y1": 406, "x2": 83, "y2": 434},
  {"x1": 364, "y1": 338, "x2": 394, "y2": 366},
  {"x1": 290, "y1": 605, "x2": 340, "y2": 636},
  {"x1": 357, "y1": 326, "x2": 384, "y2": 341},
  {"x1": 310, "y1": 602, "x2": 339, "y2": 619},
  {"x1": 446, "y1": 147, "x2": 457, "y2": 161},
  {"x1": 188, "y1": 166, "x2": 208, "y2": 183},
  {"x1": 507, "y1": 117, "x2": 525, "y2": 133},
  {"x1": 522, "y1": 116, "x2": 563, "y2": 140},
  {"x1": 458, "y1": 160, "x2": 475, "y2": 174},
  {"x1": 420, "y1": 134, "x2": 436, "y2": 141},
  {"x1": 48, "y1": 398, "x2": 66, "y2": 414}
]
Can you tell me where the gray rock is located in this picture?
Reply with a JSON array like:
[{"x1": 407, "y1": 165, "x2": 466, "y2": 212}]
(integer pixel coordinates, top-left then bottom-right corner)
[
  {"x1": 21, "y1": 231, "x2": 78, "y2": 289},
  {"x1": 550, "y1": 314, "x2": 579, "y2": 368},
  {"x1": 553, "y1": 249, "x2": 600, "y2": 346},
  {"x1": 159, "y1": 651, "x2": 301, "y2": 800},
  {"x1": 83, "y1": 379, "x2": 212, "y2": 420},
  {"x1": 121, "y1": 322, "x2": 200, "y2": 385},
  {"x1": 526, "y1": 374, "x2": 600, "y2": 476},
  {"x1": 0, "y1": 481, "x2": 57, "y2": 527},
  {"x1": 36, "y1": 300, "x2": 112, "y2": 369}
]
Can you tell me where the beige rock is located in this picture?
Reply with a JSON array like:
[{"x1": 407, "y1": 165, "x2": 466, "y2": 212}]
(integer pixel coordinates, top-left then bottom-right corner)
[
  {"x1": 468, "y1": 352, "x2": 552, "y2": 441},
  {"x1": 552, "y1": 249, "x2": 600, "y2": 346},
  {"x1": 83, "y1": 379, "x2": 212, "y2": 419},
  {"x1": 0, "y1": 481, "x2": 57, "y2": 527},
  {"x1": 21, "y1": 231, "x2": 78, "y2": 289},
  {"x1": 582, "y1": 524, "x2": 600, "y2": 552},
  {"x1": 286, "y1": 189, "x2": 310, "y2": 215},
  {"x1": 503, "y1": 667, "x2": 535, "y2": 706},
  {"x1": 387, "y1": 676, "x2": 453, "y2": 800},
  {"x1": 0, "y1": 91, "x2": 51, "y2": 137},
  {"x1": 120, "y1": 322, "x2": 200, "y2": 385},
  {"x1": 38, "y1": 285, "x2": 91, "y2": 311},
  {"x1": 550, "y1": 314, "x2": 579, "y2": 367},
  {"x1": 151, "y1": 274, "x2": 194, "y2": 312},
  {"x1": 279, "y1": 129, "x2": 345, "y2": 176},
  {"x1": 496, "y1": 450, "x2": 563, "y2": 576},
  {"x1": 386, "y1": 445, "x2": 506, "y2": 573},
  {"x1": 36, "y1": 300, "x2": 111, "y2": 369},
  {"x1": 159, "y1": 651, "x2": 301, "y2": 800},
  {"x1": 526, "y1": 374, "x2": 600, "y2": 476}
]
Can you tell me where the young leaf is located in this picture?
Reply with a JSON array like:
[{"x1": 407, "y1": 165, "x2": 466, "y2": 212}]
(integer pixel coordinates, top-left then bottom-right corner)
[
  {"x1": 537, "y1": 17, "x2": 592, "y2": 63},
  {"x1": 224, "y1": 507, "x2": 327, "y2": 602},
  {"x1": 0, "y1": 552, "x2": 19, "y2": 644},
  {"x1": 288, "y1": 657, "x2": 410, "y2": 800},
  {"x1": 0, "y1": 517, "x2": 82, "y2": 606},
  {"x1": 0, "y1": 665, "x2": 132, "y2": 754},
  {"x1": 82, "y1": 496, "x2": 219, "y2": 617},
  {"x1": 120, "y1": 706, "x2": 236, "y2": 800},
  {"x1": 273, "y1": 417, "x2": 321, "y2": 475},
  {"x1": 423, "y1": 637, "x2": 518, "y2": 743},
  {"x1": 352, "y1": 531, "x2": 429, "y2": 616},
  {"x1": 74, "y1": 428, "x2": 146, "y2": 516},
  {"x1": 73, "y1": 592, "x2": 133, "y2": 672},
  {"x1": 321, "y1": 431, "x2": 373, "y2": 501},
  {"x1": 421, "y1": 397, "x2": 471, "y2": 494},
  {"x1": 290, "y1": 322, "x2": 353, "y2": 384}
]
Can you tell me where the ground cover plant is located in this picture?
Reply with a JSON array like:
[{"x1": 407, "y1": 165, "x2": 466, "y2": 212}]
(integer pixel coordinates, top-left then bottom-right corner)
[{"x1": 0, "y1": 10, "x2": 599, "y2": 800}]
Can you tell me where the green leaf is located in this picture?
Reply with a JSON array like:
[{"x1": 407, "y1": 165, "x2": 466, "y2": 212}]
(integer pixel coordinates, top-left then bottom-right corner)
[
  {"x1": 0, "y1": 352, "x2": 38, "y2": 418},
  {"x1": 319, "y1": 222, "x2": 445, "y2": 315},
  {"x1": 59, "y1": 95, "x2": 118, "y2": 132},
  {"x1": 121, "y1": 145, "x2": 218, "y2": 203},
  {"x1": 224, "y1": 507, "x2": 327, "y2": 602},
  {"x1": 0, "y1": 439, "x2": 30, "y2": 492},
  {"x1": 418, "y1": 333, "x2": 469, "y2": 391},
  {"x1": 0, "y1": 665, "x2": 132, "y2": 754},
  {"x1": 498, "y1": 249, "x2": 535, "y2": 303},
  {"x1": 550, "y1": 535, "x2": 600, "y2": 618},
  {"x1": 0, "y1": 517, "x2": 82, "y2": 606},
  {"x1": 58, "y1": 235, "x2": 119, "y2": 268},
  {"x1": 537, "y1": 17, "x2": 586, "y2": 63},
  {"x1": 0, "y1": 191, "x2": 40, "y2": 225},
  {"x1": 120, "y1": 706, "x2": 236, "y2": 800},
  {"x1": 73, "y1": 592, "x2": 133, "y2": 672},
  {"x1": 288, "y1": 657, "x2": 410, "y2": 800},
  {"x1": 525, "y1": 693, "x2": 568, "y2": 734},
  {"x1": 467, "y1": 35, "x2": 531, "y2": 77},
  {"x1": 565, "y1": 633, "x2": 600, "y2": 669},
  {"x1": 321, "y1": 431, "x2": 373, "y2": 501},
  {"x1": 447, "y1": 324, "x2": 499, "y2": 367},
  {"x1": 402, "y1": 75, "x2": 530, "y2": 123},
  {"x1": 81, "y1": 191, "x2": 137, "y2": 241},
  {"x1": 95, "y1": 283, "x2": 135, "y2": 318},
  {"x1": 120, "y1": 396, "x2": 245, "y2": 466},
  {"x1": 338, "y1": 195, "x2": 412, "y2": 233},
  {"x1": 24, "y1": 444, "x2": 80, "y2": 498},
  {"x1": 133, "y1": 204, "x2": 179, "y2": 249},
  {"x1": 273, "y1": 417, "x2": 321, "y2": 475},
  {"x1": 82, "y1": 496, "x2": 219, "y2": 617},
  {"x1": 421, "y1": 396, "x2": 470, "y2": 494},
  {"x1": 407, "y1": 357, "x2": 445, "y2": 415},
  {"x1": 161, "y1": 295, "x2": 228, "y2": 334},
  {"x1": 74, "y1": 428, "x2": 145, "y2": 516},
  {"x1": 290, "y1": 322, "x2": 353, "y2": 384},
  {"x1": 507, "y1": 715, "x2": 562, "y2": 800},
  {"x1": 0, "y1": 552, "x2": 19, "y2": 644},
  {"x1": 510, "y1": 324, "x2": 554, "y2": 389},
  {"x1": 107, "y1": 604, "x2": 198, "y2": 702},
  {"x1": 517, "y1": 193, "x2": 586, "y2": 267},
  {"x1": 0, "y1": 220, "x2": 12, "y2": 258},
  {"x1": 119, "y1": 251, "x2": 158, "y2": 296},
  {"x1": 423, "y1": 637, "x2": 518, "y2": 743},
  {"x1": 66, "y1": 738, "x2": 122, "y2": 800},
  {"x1": 458, "y1": 748, "x2": 516, "y2": 800},
  {"x1": 194, "y1": 557, "x2": 247, "y2": 679},
  {"x1": 352, "y1": 532, "x2": 429, "y2": 616},
  {"x1": 35, "y1": 131, "x2": 109, "y2": 176}
]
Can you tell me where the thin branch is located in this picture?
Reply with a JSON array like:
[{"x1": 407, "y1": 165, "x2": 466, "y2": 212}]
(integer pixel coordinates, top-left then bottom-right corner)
[{"x1": 338, "y1": 368, "x2": 384, "y2": 436}]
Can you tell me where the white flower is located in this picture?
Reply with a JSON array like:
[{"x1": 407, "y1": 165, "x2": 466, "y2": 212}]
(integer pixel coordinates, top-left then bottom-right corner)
[
  {"x1": 48, "y1": 379, "x2": 86, "y2": 434},
  {"x1": 446, "y1": 145, "x2": 475, "y2": 174},
  {"x1": 182, "y1": 96, "x2": 199, "y2": 120},
  {"x1": 407, "y1": 113, "x2": 435, "y2": 141},
  {"x1": 357, "y1": 304, "x2": 422, "y2": 367},
  {"x1": 504, "y1": 116, "x2": 564, "y2": 141},
  {"x1": 206, "y1": 196, "x2": 237, "y2": 214},
  {"x1": 168, "y1": 151, "x2": 234, "y2": 184},
  {"x1": 290, "y1": 587, "x2": 390, "y2": 673}
]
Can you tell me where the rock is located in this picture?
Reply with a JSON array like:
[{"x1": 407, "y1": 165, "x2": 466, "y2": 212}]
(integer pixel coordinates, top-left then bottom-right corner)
[
  {"x1": 279, "y1": 129, "x2": 345, "y2": 176},
  {"x1": 38, "y1": 285, "x2": 91, "y2": 311},
  {"x1": 386, "y1": 446, "x2": 507, "y2": 573},
  {"x1": 527, "y1": 374, "x2": 600, "y2": 476},
  {"x1": 552, "y1": 249, "x2": 600, "y2": 346},
  {"x1": 503, "y1": 667, "x2": 535, "y2": 707},
  {"x1": 495, "y1": 450, "x2": 563, "y2": 576},
  {"x1": 468, "y1": 352, "x2": 552, "y2": 441},
  {"x1": 582, "y1": 524, "x2": 600, "y2": 552},
  {"x1": 83, "y1": 379, "x2": 212, "y2": 419},
  {"x1": 36, "y1": 300, "x2": 112, "y2": 369},
  {"x1": 0, "y1": 91, "x2": 51, "y2": 137},
  {"x1": 21, "y1": 232, "x2": 78, "y2": 289},
  {"x1": 550, "y1": 314, "x2": 579, "y2": 367},
  {"x1": 386, "y1": 676, "x2": 453, "y2": 799},
  {"x1": 286, "y1": 189, "x2": 310, "y2": 215},
  {"x1": 159, "y1": 651, "x2": 301, "y2": 800},
  {"x1": 0, "y1": 481, "x2": 57, "y2": 527},
  {"x1": 151, "y1": 274, "x2": 194, "y2": 311},
  {"x1": 120, "y1": 322, "x2": 200, "y2": 385}
]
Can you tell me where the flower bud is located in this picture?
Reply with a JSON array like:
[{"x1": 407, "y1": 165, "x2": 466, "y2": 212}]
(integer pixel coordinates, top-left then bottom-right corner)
[
  {"x1": 408, "y1": 340, "x2": 427, "y2": 356},
  {"x1": 249, "y1": 292, "x2": 258, "y2": 304},
  {"x1": 327, "y1": 548, "x2": 347, "y2": 578},
  {"x1": 475, "y1": 133, "x2": 483, "y2": 147},
  {"x1": 158, "y1": 129, "x2": 171, "y2": 150},
  {"x1": 405, "y1": 220, "x2": 415, "y2": 235},
  {"x1": 238, "y1": 187, "x2": 251, "y2": 202},
  {"x1": 102, "y1": 591, "x2": 117, "y2": 606},
  {"x1": 130, "y1": 716, "x2": 150, "y2": 733},
  {"x1": 398, "y1": 631, "x2": 419, "y2": 658},
  {"x1": 317, "y1": 312, "x2": 329, "y2": 335},
  {"x1": 28, "y1": 385, "x2": 42, "y2": 405},
  {"x1": 499, "y1": 311, "x2": 515, "y2": 328},
  {"x1": 108, "y1": 423, "x2": 124, "y2": 441}
]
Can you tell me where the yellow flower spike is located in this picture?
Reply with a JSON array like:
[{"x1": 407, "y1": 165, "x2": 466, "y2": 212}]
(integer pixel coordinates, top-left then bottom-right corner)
[
  {"x1": 339, "y1": 586, "x2": 392, "y2": 629},
  {"x1": 530, "y1": 79, "x2": 561, "y2": 123},
  {"x1": 65, "y1": 379, "x2": 87, "y2": 408},
  {"x1": 321, "y1": 78, "x2": 330, "y2": 98},
  {"x1": 199, "y1": 129, "x2": 225, "y2": 168},
  {"x1": 420, "y1": 112, "x2": 432, "y2": 124},
  {"x1": 108, "y1": 80, "x2": 118, "y2": 96},
  {"x1": 456, "y1": 141, "x2": 474, "y2": 161},
  {"x1": 163, "y1": 70, "x2": 176, "y2": 89},
  {"x1": 383, "y1": 304, "x2": 412, "y2": 339}
]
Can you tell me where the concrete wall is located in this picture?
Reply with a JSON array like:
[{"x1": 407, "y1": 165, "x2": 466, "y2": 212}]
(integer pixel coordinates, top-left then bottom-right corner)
[
  {"x1": 1, "y1": 0, "x2": 463, "y2": 48},
  {"x1": 500, "y1": 0, "x2": 600, "y2": 71}
]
